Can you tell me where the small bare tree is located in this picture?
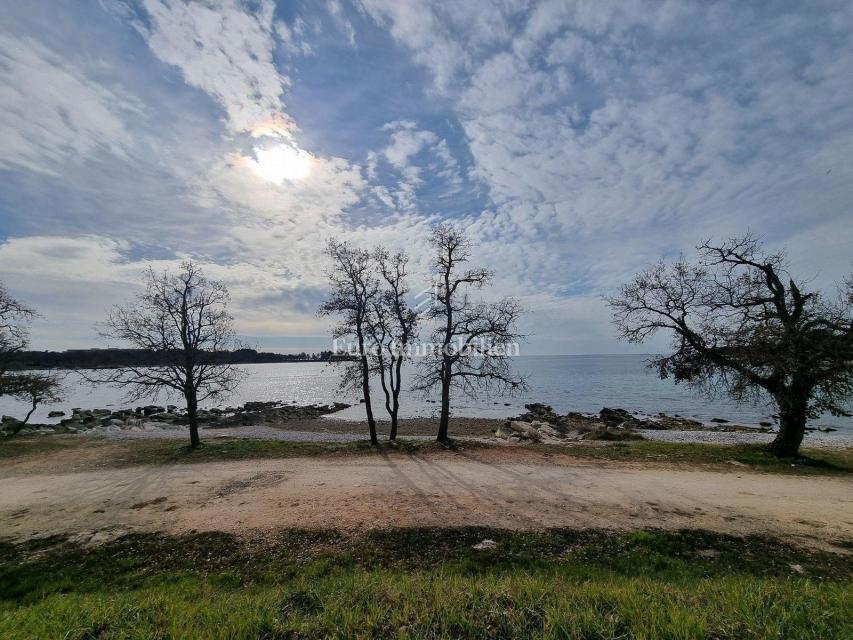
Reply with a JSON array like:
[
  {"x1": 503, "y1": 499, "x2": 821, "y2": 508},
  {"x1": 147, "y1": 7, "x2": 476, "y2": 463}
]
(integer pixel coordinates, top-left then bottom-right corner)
[
  {"x1": 96, "y1": 261, "x2": 244, "y2": 448},
  {"x1": 319, "y1": 240, "x2": 379, "y2": 444},
  {"x1": 0, "y1": 282, "x2": 37, "y2": 384},
  {"x1": 4, "y1": 372, "x2": 64, "y2": 429},
  {"x1": 608, "y1": 235, "x2": 853, "y2": 456},
  {"x1": 414, "y1": 225, "x2": 526, "y2": 443},
  {"x1": 0, "y1": 282, "x2": 63, "y2": 426},
  {"x1": 365, "y1": 248, "x2": 419, "y2": 440}
]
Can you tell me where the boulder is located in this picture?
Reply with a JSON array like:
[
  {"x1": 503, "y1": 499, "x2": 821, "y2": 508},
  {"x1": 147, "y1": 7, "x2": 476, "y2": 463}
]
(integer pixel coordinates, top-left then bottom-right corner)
[
  {"x1": 48, "y1": 410, "x2": 66, "y2": 418},
  {"x1": 599, "y1": 407, "x2": 633, "y2": 426}
]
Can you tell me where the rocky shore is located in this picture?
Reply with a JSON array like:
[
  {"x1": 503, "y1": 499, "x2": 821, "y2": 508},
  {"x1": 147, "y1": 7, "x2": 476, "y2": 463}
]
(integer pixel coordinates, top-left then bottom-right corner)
[
  {"x1": 0, "y1": 401, "x2": 350, "y2": 438},
  {"x1": 2, "y1": 400, "x2": 847, "y2": 448},
  {"x1": 493, "y1": 404, "x2": 776, "y2": 444}
]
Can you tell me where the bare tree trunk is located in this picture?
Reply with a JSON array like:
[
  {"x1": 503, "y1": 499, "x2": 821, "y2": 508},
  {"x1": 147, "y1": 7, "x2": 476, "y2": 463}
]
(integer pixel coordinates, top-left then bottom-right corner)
[
  {"x1": 23, "y1": 397, "x2": 38, "y2": 424},
  {"x1": 770, "y1": 389, "x2": 807, "y2": 456},
  {"x1": 360, "y1": 353, "x2": 378, "y2": 445},
  {"x1": 390, "y1": 357, "x2": 403, "y2": 441},
  {"x1": 186, "y1": 387, "x2": 201, "y2": 449},
  {"x1": 437, "y1": 360, "x2": 451, "y2": 443}
]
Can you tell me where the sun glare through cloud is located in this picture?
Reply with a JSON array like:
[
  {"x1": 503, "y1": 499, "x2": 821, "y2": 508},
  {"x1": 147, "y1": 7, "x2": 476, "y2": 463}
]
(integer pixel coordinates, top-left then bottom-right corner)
[{"x1": 246, "y1": 143, "x2": 312, "y2": 183}]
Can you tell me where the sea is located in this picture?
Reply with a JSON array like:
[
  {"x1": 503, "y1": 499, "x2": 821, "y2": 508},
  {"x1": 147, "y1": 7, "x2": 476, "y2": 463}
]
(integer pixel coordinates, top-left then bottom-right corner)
[{"x1": 2, "y1": 355, "x2": 851, "y2": 434}]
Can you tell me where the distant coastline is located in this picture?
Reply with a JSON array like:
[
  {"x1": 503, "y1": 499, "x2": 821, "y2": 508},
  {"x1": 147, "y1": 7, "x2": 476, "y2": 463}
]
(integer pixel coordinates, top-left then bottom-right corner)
[{"x1": 11, "y1": 348, "x2": 354, "y2": 370}]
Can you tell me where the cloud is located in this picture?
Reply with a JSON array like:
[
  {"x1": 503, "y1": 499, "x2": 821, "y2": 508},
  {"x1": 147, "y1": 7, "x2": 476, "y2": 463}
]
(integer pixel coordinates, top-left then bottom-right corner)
[
  {"x1": 275, "y1": 16, "x2": 314, "y2": 56},
  {"x1": 135, "y1": 0, "x2": 290, "y2": 136},
  {"x1": 4, "y1": 1, "x2": 853, "y2": 355},
  {"x1": 0, "y1": 34, "x2": 139, "y2": 174},
  {"x1": 361, "y1": 0, "x2": 853, "y2": 305},
  {"x1": 0, "y1": 234, "x2": 339, "y2": 347},
  {"x1": 326, "y1": 0, "x2": 357, "y2": 48},
  {"x1": 381, "y1": 121, "x2": 438, "y2": 169}
]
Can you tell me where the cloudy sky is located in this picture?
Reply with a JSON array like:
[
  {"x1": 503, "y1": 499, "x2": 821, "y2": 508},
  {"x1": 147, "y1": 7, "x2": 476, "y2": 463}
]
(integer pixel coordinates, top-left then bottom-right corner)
[{"x1": 1, "y1": 0, "x2": 852, "y2": 354}]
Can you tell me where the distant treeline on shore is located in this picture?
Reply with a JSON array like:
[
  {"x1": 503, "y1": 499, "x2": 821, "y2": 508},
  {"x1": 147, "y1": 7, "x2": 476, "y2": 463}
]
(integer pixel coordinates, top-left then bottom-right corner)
[{"x1": 14, "y1": 348, "x2": 349, "y2": 370}]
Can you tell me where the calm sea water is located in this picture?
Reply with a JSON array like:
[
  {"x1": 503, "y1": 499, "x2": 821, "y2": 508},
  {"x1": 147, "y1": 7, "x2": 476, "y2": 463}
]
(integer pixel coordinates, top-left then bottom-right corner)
[{"x1": 2, "y1": 355, "x2": 851, "y2": 432}]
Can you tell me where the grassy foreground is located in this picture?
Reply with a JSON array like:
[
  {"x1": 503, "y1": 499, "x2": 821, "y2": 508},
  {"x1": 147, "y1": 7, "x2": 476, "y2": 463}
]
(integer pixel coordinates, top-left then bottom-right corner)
[
  {"x1": 1, "y1": 528, "x2": 851, "y2": 639},
  {"x1": 2, "y1": 434, "x2": 851, "y2": 475}
]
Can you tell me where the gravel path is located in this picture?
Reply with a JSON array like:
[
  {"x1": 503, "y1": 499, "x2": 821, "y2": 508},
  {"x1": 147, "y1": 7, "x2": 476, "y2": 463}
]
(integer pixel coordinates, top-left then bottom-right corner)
[
  {"x1": 638, "y1": 428, "x2": 853, "y2": 448},
  {"x1": 3, "y1": 449, "x2": 851, "y2": 543},
  {"x1": 90, "y1": 422, "x2": 853, "y2": 448}
]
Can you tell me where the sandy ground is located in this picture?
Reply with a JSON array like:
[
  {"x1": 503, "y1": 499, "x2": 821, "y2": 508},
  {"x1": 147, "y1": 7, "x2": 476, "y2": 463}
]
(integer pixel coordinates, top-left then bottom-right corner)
[{"x1": 2, "y1": 447, "x2": 851, "y2": 547}]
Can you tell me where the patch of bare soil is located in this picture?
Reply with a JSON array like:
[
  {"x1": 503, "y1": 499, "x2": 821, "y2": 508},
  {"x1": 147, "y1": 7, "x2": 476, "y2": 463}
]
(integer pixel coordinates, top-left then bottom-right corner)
[
  {"x1": 1, "y1": 447, "x2": 851, "y2": 548},
  {"x1": 269, "y1": 417, "x2": 503, "y2": 437}
]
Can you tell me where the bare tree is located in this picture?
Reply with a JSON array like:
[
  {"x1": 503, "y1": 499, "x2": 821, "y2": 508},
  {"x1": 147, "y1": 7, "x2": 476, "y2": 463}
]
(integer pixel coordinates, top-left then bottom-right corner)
[
  {"x1": 365, "y1": 248, "x2": 419, "y2": 440},
  {"x1": 95, "y1": 261, "x2": 244, "y2": 448},
  {"x1": 319, "y1": 240, "x2": 379, "y2": 445},
  {"x1": 414, "y1": 225, "x2": 526, "y2": 443},
  {"x1": 608, "y1": 234, "x2": 853, "y2": 456},
  {"x1": 0, "y1": 283, "x2": 63, "y2": 427},
  {"x1": 4, "y1": 372, "x2": 64, "y2": 429},
  {"x1": 0, "y1": 282, "x2": 37, "y2": 384}
]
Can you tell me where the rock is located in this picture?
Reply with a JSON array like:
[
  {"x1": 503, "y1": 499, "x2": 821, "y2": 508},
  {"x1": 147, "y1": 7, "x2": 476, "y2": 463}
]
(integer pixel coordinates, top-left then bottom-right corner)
[
  {"x1": 599, "y1": 407, "x2": 632, "y2": 426},
  {"x1": 710, "y1": 417, "x2": 730, "y2": 424},
  {"x1": 789, "y1": 564, "x2": 805, "y2": 575},
  {"x1": 759, "y1": 421, "x2": 773, "y2": 427},
  {"x1": 472, "y1": 539, "x2": 496, "y2": 550},
  {"x1": 92, "y1": 409, "x2": 112, "y2": 416},
  {"x1": 48, "y1": 410, "x2": 66, "y2": 418},
  {"x1": 142, "y1": 405, "x2": 165, "y2": 416},
  {"x1": 507, "y1": 421, "x2": 540, "y2": 441}
]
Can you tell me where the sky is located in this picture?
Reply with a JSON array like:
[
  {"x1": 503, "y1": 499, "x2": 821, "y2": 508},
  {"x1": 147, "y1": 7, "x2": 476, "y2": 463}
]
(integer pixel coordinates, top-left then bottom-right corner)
[{"x1": 1, "y1": 0, "x2": 852, "y2": 355}]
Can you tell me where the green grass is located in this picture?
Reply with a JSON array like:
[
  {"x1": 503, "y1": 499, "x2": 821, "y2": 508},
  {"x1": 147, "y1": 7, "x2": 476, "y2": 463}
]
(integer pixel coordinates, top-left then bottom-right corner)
[
  {"x1": 0, "y1": 435, "x2": 467, "y2": 468},
  {"x1": 1, "y1": 528, "x2": 850, "y2": 639},
  {"x1": 2, "y1": 434, "x2": 851, "y2": 475}
]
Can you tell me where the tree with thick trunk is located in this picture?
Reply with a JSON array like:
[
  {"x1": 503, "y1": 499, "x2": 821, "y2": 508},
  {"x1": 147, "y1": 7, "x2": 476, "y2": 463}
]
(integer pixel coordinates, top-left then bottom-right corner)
[
  {"x1": 93, "y1": 262, "x2": 243, "y2": 448},
  {"x1": 608, "y1": 235, "x2": 853, "y2": 456},
  {"x1": 319, "y1": 240, "x2": 380, "y2": 445},
  {"x1": 414, "y1": 225, "x2": 526, "y2": 443}
]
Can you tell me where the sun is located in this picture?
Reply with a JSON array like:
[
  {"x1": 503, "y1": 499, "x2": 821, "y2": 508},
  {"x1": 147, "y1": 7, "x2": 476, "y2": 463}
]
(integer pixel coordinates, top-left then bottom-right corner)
[{"x1": 246, "y1": 144, "x2": 312, "y2": 184}]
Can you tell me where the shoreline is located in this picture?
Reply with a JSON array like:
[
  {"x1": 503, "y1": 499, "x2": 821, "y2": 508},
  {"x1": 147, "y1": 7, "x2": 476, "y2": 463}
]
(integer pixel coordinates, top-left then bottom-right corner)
[{"x1": 3, "y1": 399, "x2": 851, "y2": 448}]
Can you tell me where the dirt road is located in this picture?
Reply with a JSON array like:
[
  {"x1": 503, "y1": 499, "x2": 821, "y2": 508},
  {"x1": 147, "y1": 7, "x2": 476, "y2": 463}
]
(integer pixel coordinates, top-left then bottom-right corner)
[{"x1": 2, "y1": 448, "x2": 851, "y2": 544}]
